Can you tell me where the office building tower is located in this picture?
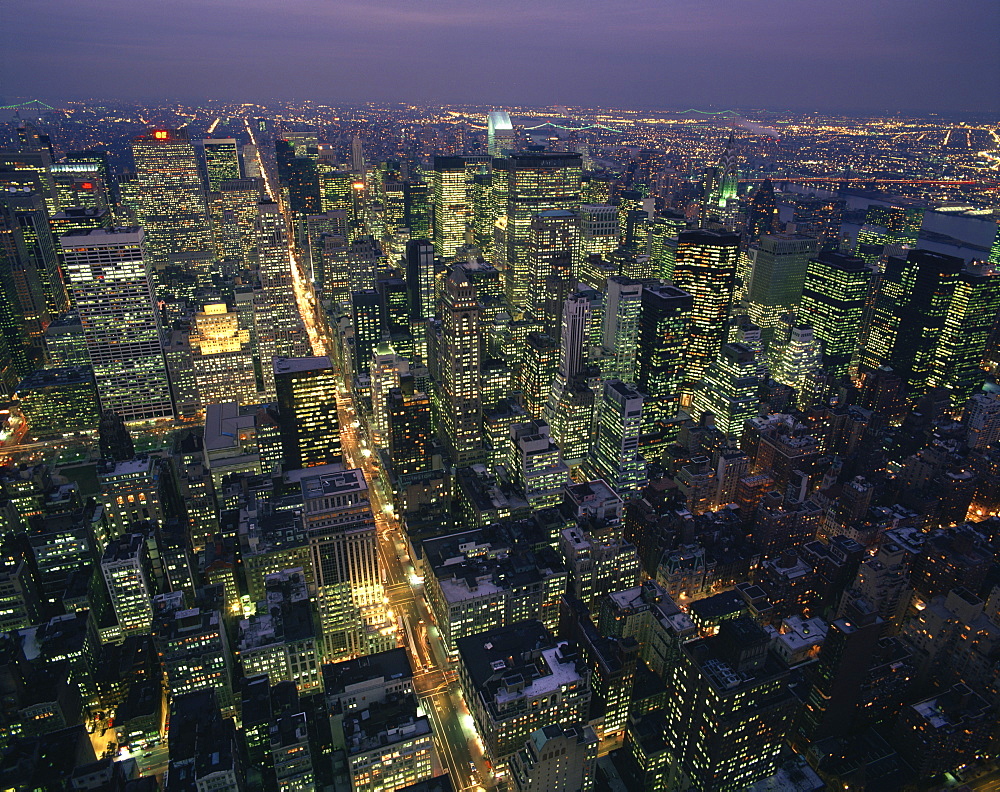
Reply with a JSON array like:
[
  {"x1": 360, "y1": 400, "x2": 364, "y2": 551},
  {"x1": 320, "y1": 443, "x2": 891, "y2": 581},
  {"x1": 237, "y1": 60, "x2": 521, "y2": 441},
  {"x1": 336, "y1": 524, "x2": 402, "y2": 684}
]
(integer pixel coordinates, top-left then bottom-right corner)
[
  {"x1": 274, "y1": 356, "x2": 342, "y2": 470},
  {"x1": 439, "y1": 268, "x2": 483, "y2": 465},
  {"x1": 576, "y1": 204, "x2": 619, "y2": 284},
  {"x1": 510, "y1": 724, "x2": 597, "y2": 792},
  {"x1": 744, "y1": 178, "x2": 777, "y2": 242},
  {"x1": 253, "y1": 201, "x2": 311, "y2": 397},
  {"x1": 494, "y1": 153, "x2": 583, "y2": 309},
  {"x1": 701, "y1": 133, "x2": 739, "y2": 228},
  {"x1": 772, "y1": 325, "x2": 824, "y2": 409},
  {"x1": 1, "y1": 188, "x2": 66, "y2": 323},
  {"x1": 387, "y1": 383, "x2": 434, "y2": 476},
  {"x1": 294, "y1": 466, "x2": 387, "y2": 661},
  {"x1": 14, "y1": 366, "x2": 99, "y2": 436},
  {"x1": 663, "y1": 618, "x2": 794, "y2": 791},
  {"x1": 856, "y1": 249, "x2": 964, "y2": 395},
  {"x1": 796, "y1": 597, "x2": 883, "y2": 744},
  {"x1": 928, "y1": 262, "x2": 1000, "y2": 405},
  {"x1": 369, "y1": 343, "x2": 408, "y2": 449},
  {"x1": 526, "y1": 210, "x2": 577, "y2": 316},
  {"x1": 431, "y1": 156, "x2": 470, "y2": 259},
  {"x1": 797, "y1": 251, "x2": 873, "y2": 378},
  {"x1": 131, "y1": 128, "x2": 212, "y2": 267},
  {"x1": 403, "y1": 179, "x2": 432, "y2": 241},
  {"x1": 746, "y1": 234, "x2": 819, "y2": 342},
  {"x1": 636, "y1": 283, "x2": 693, "y2": 434},
  {"x1": 488, "y1": 110, "x2": 516, "y2": 157},
  {"x1": 0, "y1": 148, "x2": 58, "y2": 215},
  {"x1": 405, "y1": 239, "x2": 435, "y2": 322},
  {"x1": 689, "y1": 343, "x2": 761, "y2": 436},
  {"x1": 519, "y1": 332, "x2": 559, "y2": 420},
  {"x1": 350, "y1": 289, "x2": 383, "y2": 378},
  {"x1": 153, "y1": 593, "x2": 235, "y2": 711},
  {"x1": 792, "y1": 195, "x2": 844, "y2": 248},
  {"x1": 347, "y1": 234, "x2": 381, "y2": 291},
  {"x1": 593, "y1": 380, "x2": 647, "y2": 499},
  {"x1": 862, "y1": 203, "x2": 924, "y2": 248},
  {"x1": 202, "y1": 138, "x2": 241, "y2": 190},
  {"x1": 208, "y1": 177, "x2": 262, "y2": 269},
  {"x1": 649, "y1": 210, "x2": 686, "y2": 281},
  {"x1": 350, "y1": 135, "x2": 365, "y2": 176},
  {"x1": 101, "y1": 533, "x2": 154, "y2": 637},
  {"x1": 602, "y1": 275, "x2": 644, "y2": 383},
  {"x1": 189, "y1": 302, "x2": 257, "y2": 409},
  {"x1": 672, "y1": 230, "x2": 740, "y2": 394},
  {"x1": 59, "y1": 228, "x2": 173, "y2": 421},
  {"x1": 509, "y1": 420, "x2": 570, "y2": 510}
]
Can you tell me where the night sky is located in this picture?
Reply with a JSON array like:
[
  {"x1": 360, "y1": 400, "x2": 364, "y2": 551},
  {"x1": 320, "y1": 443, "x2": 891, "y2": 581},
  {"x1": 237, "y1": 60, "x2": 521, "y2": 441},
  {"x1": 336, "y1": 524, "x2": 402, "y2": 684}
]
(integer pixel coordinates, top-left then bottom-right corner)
[{"x1": 1, "y1": 0, "x2": 997, "y2": 113}]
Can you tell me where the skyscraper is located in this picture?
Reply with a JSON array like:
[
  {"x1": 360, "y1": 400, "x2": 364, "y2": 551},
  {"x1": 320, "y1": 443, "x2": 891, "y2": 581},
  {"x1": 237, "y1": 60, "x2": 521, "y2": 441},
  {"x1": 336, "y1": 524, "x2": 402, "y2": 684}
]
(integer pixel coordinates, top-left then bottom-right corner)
[
  {"x1": 527, "y1": 210, "x2": 577, "y2": 318},
  {"x1": 131, "y1": 128, "x2": 212, "y2": 267},
  {"x1": 202, "y1": 138, "x2": 241, "y2": 191},
  {"x1": 101, "y1": 533, "x2": 154, "y2": 637},
  {"x1": 636, "y1": 283, "x2": 694, "y2": 434},
  {"x1": 672, "y1": 230, "x2": 740, "y2": 395},
  {"x1": 593, "y1": 380, "x2": 647, "y2": 499},
  {"x1": 207, "y1": 177, "x2": 262, "y2": 269},
  {"x1": 745, "y1": 234, "x2": 819, "y2": 343},
  {"x1": 59, "y1": 228, "x2": 173, "y2": 421},
  {"x1": 189, "y1": 302, "x2": 257, "y2": 408},
  {"x1": 439, "y1": 268, "x2": 483, "y2": 465},
  {"x1": 494, "y1": 153, "x2": 583, "y2": 310},
  {"x1": 274, "y1": 356, "x2": 342, "y2": 470},
  {"x1": 431, "y1": 156, "x2": 470, "y2": 259},
  {"x1": 856, "y1": 249, "x2": 964, "y2": 395},
  {"x1": 602, "y1": 275, "x2": 644, "y2": 383},
  {"x1": 797, "y1": 251, "x2": 873, "y2": 378},
  {"x1": 689, "y1": 343, "x2": 761, "y2": 436},
  {"x1": 487, "y1": 110, "x2": 516, "y2": 157},
  {"x1": 744, "y1": 178, "x2": 777, "y2": 243},
  {"x1": 405, "y1": 239, "x2": 435, "y2": 322}
]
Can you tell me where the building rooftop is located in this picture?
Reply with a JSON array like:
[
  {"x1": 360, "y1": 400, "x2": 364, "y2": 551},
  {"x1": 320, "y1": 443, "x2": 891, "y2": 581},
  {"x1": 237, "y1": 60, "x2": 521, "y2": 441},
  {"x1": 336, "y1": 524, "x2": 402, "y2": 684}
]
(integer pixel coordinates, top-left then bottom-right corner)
[
  {"x1": 59, "y1": 226, "x2": 143, "y2": 247},
  {"x1": 322, "y1": 647, "x2": 412, "y2": 698},
  {"x1": 273, "y1": 355, "x2": 333, "y2": 375}
]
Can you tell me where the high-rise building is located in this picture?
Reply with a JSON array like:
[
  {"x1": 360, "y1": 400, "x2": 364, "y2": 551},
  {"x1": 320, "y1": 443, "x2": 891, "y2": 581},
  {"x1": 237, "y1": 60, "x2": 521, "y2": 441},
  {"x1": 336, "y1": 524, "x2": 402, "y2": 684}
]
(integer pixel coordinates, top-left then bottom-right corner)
[
  {"x1": 576, "y1": 205, "x2": 619, "y2": 285},
  {"x1": 602, "y1": 275, "x2": 644, "y2": 383},
  {"x1": 928, "y1": 262, "x2": 1000, "y2": 405},
  {"x1": 293, "y1": 466, "x2": 387, "y2": 661},
  {"x1": 189, "y1": 302, "x2": 257, "y2": 408},
  {"x1": 519, "y1": 332, "x2": 559, "y2": 420},
  {"x1": 101, "y1": 533, "x2": 154, "y2": 637},
  {"x1": 856, "y1": 249, "x2": 964, "y2": 395},
  {"x1": 772, "y1": 325, "x2": 824, "y2": 406},
  {"x1": 387, "y1": 382, "x2": 434, "y2": 476},
  {"x1": 797, "y1": 251, "x2": 873, "y2": 378},
  {"x1": 689, "y1": 342, "x2": 761, "y2": 436},
  {"x1": 131, "y1": 128, "x2": 212, "y2": 267},
  {"x1": 439, "y1": 268, "x2": 483, "y2": 465},
  {"x1": 487, "y1": 110, "x2": 516, "y2": 157},
  {"x1": 636, "y1": 283, "x2": 693, "y2": 435},
  {"x1": 350, "y1": 289, "x2": 382, "y2": 378},
  {"x1": 494, "y1": 153, "x2": 582, "y2": 309},
  {"x1": 202, "y1": 138, "x2": 241, "y2": 191},
  {"x1": 744, "y1": 178, "x2": 777, "y2": 242},
  {"x1": 274, "y1": 356, "x2": 342, "y2": 470},
  {"x1": 431, "y1": 156, "x2": 470, "y2": 259},
  {"x1": 672, "y1": 230, "x2": 740, "y2": 394},
  {"x1": 662, "y1": 618, "x2": 795, "y2": 791},
  {"x1": 593, "y1": 380, "x2": 647, "y2": 499},
  {"x1": 527, "y1": 210, "x2": 577, "y2": 318},
  {"x1": 405, "y1": 239, "x2": 435, "y2": 322},
  {"x1": 207, "y1": 177, "x2": 262, "y2": 269},
  {"x1": 59, "y1": 228, "x2": 173, "y2": 421},
  {"x1": 745, "y1": 234, "x2": 819, "y2": 343},
  {"x1": 791, "y1": 196, "x2": 844, "y2": 248}
]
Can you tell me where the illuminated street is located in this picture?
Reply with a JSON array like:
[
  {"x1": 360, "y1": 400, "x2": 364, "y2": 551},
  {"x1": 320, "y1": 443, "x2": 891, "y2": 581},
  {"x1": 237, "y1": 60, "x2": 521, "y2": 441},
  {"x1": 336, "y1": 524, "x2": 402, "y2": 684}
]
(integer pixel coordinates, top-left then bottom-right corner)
[{"x1": 240, "y1": 125, "x2": 494, "y2": 791}]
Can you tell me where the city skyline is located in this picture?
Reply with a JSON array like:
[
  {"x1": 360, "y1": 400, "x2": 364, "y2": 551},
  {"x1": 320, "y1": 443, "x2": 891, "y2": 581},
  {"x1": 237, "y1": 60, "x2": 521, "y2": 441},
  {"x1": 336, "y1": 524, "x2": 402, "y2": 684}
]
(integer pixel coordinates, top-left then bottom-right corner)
[{"x1": 1, "y1": 0, "x2": 998, "y2": 114}]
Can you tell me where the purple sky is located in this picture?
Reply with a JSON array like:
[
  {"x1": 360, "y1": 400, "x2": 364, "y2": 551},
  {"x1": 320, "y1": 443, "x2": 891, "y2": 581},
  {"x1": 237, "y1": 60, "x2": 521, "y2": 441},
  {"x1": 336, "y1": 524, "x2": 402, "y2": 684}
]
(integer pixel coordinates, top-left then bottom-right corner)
[{"x1": 1, "y1": 0, "x2": 997, "y2": 113}]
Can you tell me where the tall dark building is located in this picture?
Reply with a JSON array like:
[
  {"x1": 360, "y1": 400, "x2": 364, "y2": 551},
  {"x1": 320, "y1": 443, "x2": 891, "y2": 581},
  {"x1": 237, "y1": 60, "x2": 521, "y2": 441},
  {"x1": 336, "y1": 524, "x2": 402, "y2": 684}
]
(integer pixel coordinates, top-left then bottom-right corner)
[
  {"x1": 274, "y1": 356, "x2": 342, "y2": 470},
  {"x1": 636, "y1": 283, "x2": 693, "y2": 435},
  {"x1": 387, "y1": 380, "x2": 434, "y2": 476},
  {"x1": 405, "y1": 239, "x2": 435, "y2": 321},
  {"x1": 857, "y1": 249, "x2": 964, "y2": 395},
  {"x1": 744, "y1": 178, "x2": 777, "y2": 242},
  {"x1": 350, "y1": 290, "x2": 383, "y2": 377},
  {"x1": 796, "y1": 596, "x2": 884, "y2": 745}
]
